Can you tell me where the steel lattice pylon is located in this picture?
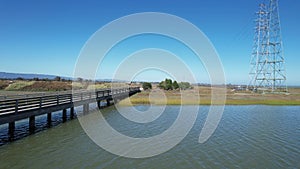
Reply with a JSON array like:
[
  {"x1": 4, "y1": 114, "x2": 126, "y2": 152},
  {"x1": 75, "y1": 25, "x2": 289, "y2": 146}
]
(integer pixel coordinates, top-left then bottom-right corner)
[{"x1": 248, "y1": 0, "x2": 287, "y2": 93}]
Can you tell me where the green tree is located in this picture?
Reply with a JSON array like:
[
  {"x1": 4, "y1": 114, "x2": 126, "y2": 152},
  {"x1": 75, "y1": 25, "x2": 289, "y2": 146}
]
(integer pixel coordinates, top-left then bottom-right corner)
[
  {"x1": 16, "y1": 77, "x2": 24, "y2": 80},
  {"x1": 158, "y1": 79, "x2": 174, "y2": 90},
  {"x1": 179, "y1": 82, "x2": 191, "y2": 90},
  {"x1": 54, "y1": 76, "x2": 61, "y2": 81},
  {"x1": 158, "y1": 81, "x2": 165, "y2": 90},
  {"x1": 173, "y1": 80, "x2": 179, "y2": 90},
  {"x1": 77, "y1": 77, "x2": 83, "y2": 82},
  {"x1": 142, "y1": 82, "x2": 152, "y2": 90},
  {"x1": 158, "y1": 79, "x2": 192, "y2": 90},
  {"x1": 33, "y1": 77, "x2": 39, "y2": 81},
  {"x1": 165, "y1": 78, "x2": 173, "y2": 90}
]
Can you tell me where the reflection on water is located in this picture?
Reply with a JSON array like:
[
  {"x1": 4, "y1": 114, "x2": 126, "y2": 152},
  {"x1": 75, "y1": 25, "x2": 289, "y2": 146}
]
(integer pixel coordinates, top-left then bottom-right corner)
[
  {"x1": 0, "y1": 111, "x2": 73, "y2": 145},
  {"x1": 0, "y1": 105, "x2": 299, "y2": 168},
  {"x1": 0, "y1": 103, "x2": 101, "y2": 145}
]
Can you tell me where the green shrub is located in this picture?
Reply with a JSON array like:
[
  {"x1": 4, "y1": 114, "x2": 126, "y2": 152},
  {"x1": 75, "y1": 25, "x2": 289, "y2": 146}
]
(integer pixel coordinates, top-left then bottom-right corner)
[{"x1": 142, "y1": 82, "x2": 152, "y2": 90}]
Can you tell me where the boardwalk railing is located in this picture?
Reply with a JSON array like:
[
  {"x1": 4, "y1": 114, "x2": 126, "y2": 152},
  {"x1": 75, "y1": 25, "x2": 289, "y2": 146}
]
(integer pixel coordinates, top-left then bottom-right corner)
[{"x1": 0, "y1": 87, "x2": 140, "y2": 127}]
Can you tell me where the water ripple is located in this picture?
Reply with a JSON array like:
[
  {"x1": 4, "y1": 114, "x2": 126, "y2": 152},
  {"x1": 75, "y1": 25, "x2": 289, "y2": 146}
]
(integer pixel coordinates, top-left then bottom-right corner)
[{"x1": 0, "y1": 105, "x2": 299, "y2": 168}]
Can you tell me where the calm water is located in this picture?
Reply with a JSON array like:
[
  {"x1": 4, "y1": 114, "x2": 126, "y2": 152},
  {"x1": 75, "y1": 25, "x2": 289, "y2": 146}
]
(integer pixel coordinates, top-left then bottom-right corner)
[{"x1": 0, "y1": 105, "x2": 299, "y2": 168}]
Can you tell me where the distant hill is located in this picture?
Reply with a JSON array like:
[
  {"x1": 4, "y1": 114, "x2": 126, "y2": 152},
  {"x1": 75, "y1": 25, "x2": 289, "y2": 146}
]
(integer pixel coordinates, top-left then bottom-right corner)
[
  {"x1": 0, "y1": 72, "x2": 70, "y2": 80},
  {"x1": 0, "y1": 72, "x2": 127, "y2": 82}
]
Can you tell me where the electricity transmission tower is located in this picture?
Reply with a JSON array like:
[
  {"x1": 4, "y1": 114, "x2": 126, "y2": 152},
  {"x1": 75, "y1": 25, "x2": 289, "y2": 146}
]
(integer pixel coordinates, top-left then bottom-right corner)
[{"x1": 248, "y1": 0, "x2": 287, "y2": 93}]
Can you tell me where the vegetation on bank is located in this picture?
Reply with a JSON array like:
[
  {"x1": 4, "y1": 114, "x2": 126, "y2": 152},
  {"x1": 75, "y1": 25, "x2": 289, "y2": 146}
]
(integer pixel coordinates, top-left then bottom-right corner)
[
  {"x1": 4, "y1": 81, "x2": 35, "y2": 91},
  {"x1": 119, "y1": 97, "x2": 300, "y2": 106},
  {"x1": 119, "y1": 87, "x2": 300, "y2": 106},
  {"x1": 158, "y1": 79, "x2": 192, "y2": 90},
  {"x1": 0, "y1": 79, "x2": 114, "y2": 92},
  {"x1": 1, "y1": 78, "x2": 300, "y2": 105},
  {"x1": 142, "y1": 82, "x2": 152, "y2": 90}
]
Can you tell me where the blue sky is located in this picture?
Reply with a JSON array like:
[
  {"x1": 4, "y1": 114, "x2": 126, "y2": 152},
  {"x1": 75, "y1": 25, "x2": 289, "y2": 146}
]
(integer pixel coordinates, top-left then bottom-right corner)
[{"x1": 0, "y1": 0, "x2": 299, "y2": 85}]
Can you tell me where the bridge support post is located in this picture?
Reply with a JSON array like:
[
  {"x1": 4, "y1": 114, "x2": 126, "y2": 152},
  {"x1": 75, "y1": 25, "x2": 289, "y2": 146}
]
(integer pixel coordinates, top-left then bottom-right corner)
[
  {"x1": 97, "y1": 101, "x2": 101, "y2": 109},
  {"x1": 70, "y1": 107, "x2": 74, "y2": 119},
  {"x1": 29, "y1": 116, "x2": 35, "y2": 133},
  {"x1": 47, "y1": 113, "x2": 52, "y2": 125},
  {"x1": 83, "y1": 104, "x2": 89, "y2": 114},
  {"x1": 8, "y1": 122, "x2": 15, "y2": 135},
  {"x1": 62, "y1": 109, "x2": 67, "y2": 122}
]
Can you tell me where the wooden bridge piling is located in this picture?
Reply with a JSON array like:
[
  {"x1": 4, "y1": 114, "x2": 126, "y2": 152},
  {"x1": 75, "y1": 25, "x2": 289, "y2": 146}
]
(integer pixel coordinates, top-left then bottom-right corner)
[
  {"x1": 106, "y1": 99, "x2": 110, "y2": 106},
  {"x1": 83, "y1": 104, "x2": 89, "y2": 114},
  {"x1": 8, "y1": 122, "x2": 15, "y2": 135},
  {"x1": 47, "y1": 113, "x2": 52, "y2": 125},
  {"x1": 29, "y1": 116, "x2": 35, "y2": 133},
  {"x1": 62, "y1": 109, "x2": 67, "y2": 122},
  {"x1": 70, "y1": 107, "x2": 74, "y2": 119},
  {"x1": 97, "y1": 101, "x2": 100, "y2": 109}
]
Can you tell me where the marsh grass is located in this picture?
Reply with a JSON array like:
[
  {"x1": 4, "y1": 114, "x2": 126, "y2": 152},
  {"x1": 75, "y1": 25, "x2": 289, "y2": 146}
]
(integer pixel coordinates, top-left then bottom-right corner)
[
  {"x1": 1, "y1": 80, "x2": 300, "y2": 105},
  {"x1": 1, "y1": 80, "x2": 114, "y2": 92},
  {"x1": 119, "y1": 87, "x2": 300, "y2": 106},
  {"x1": 5, "y1": 81, "x2": 35, "y2": 91}
]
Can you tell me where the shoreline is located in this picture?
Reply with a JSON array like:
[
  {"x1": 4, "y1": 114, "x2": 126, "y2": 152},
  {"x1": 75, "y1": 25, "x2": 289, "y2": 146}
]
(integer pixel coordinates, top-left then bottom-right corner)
[
  {"x1": 118, "y1": 89, "x2": 300, "y2": 106},
  {"x1": 119, "y1": 100, "x2": 300, "y2": 106}
]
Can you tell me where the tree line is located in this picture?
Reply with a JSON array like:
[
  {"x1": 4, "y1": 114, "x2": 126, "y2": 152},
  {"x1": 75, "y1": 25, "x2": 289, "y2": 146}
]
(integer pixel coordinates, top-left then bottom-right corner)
[
  {"x1": 9, "y1": 76, "x2": 92, "y2": 82},
  {"x1": 158, "y1": 79, "x2": 192, "y2": 90},
  {"x1": 142, "y1": 79, "x2": 192, "y2": 90}
]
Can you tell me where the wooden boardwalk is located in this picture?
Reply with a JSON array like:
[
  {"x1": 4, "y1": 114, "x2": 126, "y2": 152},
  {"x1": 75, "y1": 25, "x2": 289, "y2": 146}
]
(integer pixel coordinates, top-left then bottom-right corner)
[{"x1": 0, "y1": 87, "x2": 140, "y2": 134}]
